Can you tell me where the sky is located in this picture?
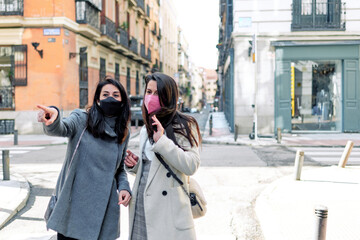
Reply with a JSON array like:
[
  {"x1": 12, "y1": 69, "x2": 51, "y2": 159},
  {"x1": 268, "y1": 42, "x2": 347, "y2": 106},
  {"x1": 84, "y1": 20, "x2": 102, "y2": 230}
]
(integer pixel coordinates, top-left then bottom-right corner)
[{"x1": 173, "y1": 0, "x2": 219, "y2": 70}]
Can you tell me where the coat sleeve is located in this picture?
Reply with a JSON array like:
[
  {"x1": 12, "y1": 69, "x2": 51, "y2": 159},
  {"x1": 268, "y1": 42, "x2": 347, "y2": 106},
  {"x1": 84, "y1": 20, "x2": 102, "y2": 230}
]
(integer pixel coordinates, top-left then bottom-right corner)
[
  {"x1": 151, "y1": 123, "x2": 200, "y2": 176},
  {"x1": 43, "y1": 107, "x2": 85, "y2": 138},
  {"x1": 116, "y1": 134, "x2": 132, "y2": 194}
]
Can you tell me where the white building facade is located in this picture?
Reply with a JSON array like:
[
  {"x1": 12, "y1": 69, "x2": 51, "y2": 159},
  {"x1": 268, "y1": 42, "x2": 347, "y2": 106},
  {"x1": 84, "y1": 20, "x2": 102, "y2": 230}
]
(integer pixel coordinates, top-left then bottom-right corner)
[{"x1": 218, "y1": 0, "x2": 360, "y2": 134}]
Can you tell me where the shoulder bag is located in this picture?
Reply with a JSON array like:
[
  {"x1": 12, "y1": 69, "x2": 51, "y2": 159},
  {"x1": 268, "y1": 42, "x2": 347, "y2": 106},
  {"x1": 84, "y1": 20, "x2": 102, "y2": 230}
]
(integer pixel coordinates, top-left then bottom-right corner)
[{"x1": 155, "y1": 152, "x2": 207, "y2": 219}]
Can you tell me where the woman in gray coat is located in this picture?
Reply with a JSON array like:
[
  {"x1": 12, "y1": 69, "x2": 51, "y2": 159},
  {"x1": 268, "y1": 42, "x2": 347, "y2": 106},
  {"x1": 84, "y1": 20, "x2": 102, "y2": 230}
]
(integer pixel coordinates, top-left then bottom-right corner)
[
  {"x1": 125, "y1": 73, "x2": 201, "y2": 240},
  {"x1": 37, "y1": 78, "x2": 132, "y2": 240}
]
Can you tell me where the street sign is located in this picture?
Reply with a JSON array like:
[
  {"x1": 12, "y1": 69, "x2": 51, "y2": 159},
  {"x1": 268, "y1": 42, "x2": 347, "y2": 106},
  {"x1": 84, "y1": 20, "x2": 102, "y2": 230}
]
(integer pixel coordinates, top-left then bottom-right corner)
[
  {"x1": 43, "y1": 28, "x2": 61, "y2": 36},
  {"x1": 239, "y1": 17, "x2": 252, "y2": 28}
]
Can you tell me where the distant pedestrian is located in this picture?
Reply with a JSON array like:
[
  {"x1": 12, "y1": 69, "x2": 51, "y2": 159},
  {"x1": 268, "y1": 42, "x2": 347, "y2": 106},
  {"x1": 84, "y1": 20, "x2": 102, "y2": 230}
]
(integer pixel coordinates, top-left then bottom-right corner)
[
  {"x1": 124, "y1": 72, "x2": 201, "y2": 240},
  {"x1": 37, "y1": 77, "x2": 132, "y2": 240}
]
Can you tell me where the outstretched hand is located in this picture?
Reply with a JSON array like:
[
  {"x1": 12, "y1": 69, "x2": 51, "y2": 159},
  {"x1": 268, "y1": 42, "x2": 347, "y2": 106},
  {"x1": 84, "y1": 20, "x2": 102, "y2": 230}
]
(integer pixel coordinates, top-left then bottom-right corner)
[
  {"x1": 118, "y1": 190, "x2": 131, "y2": 207},
  {"x1": 152, "y1": 115, "x2": 164, "y2": 142},
  {"x1": 37, "y1": 104, "x2": 58, "y2": 126}
]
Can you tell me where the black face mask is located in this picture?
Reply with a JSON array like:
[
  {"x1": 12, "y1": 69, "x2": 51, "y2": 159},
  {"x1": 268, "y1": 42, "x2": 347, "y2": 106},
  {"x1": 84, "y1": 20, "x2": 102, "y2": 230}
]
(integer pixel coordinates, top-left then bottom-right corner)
[{"x1": 99, "y1": 97, "x2": 123, "y2": 116}]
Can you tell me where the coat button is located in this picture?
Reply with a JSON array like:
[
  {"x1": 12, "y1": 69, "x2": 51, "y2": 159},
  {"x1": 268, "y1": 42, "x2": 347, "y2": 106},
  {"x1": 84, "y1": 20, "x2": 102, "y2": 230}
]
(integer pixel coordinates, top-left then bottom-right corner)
[
  {"x1": 162, "y1": 191, "x2": 167, "y2": 196},
  {"x1": 166, "y1": 172, "x2": 171, "y2": 178}
]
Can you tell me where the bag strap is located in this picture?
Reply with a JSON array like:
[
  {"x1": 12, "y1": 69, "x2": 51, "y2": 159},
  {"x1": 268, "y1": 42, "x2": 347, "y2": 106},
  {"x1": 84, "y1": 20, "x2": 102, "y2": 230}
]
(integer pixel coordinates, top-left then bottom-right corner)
[{"x1": 66, "y1": 128, "x2": 87, "y2": 178}]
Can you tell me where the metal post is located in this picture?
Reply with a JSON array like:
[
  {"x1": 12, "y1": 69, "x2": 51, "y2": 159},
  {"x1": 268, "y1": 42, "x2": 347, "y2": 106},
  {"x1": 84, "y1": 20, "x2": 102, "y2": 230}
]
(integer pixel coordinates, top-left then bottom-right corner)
[
  {"x1": 209, "y1": 114, "x2": 213, "y2": 136},
  {"x1": 135, "y1": 119, "x2": 139, "y2": 129},
  {"x1": 277, "y1": 127, "x2": 282, "y2": 144},
  {"x1": 14, "y1": 129, "x2": 18, "y2": 145},
  {"x1": 294, "y1": 150, "x2": 304, "y2": 181},
  {"x1": 338, "y1": 140, "x2": 354, "y2": 168},
  {"x1": 234, "y1": 124, "x2": 238, "y2": 142},
  {"x1": 314, "y1": 205, "x2": 328, "y2": 240},
  {"x1": 2, "y1": 150, "x2": 10, "y2": 180}
]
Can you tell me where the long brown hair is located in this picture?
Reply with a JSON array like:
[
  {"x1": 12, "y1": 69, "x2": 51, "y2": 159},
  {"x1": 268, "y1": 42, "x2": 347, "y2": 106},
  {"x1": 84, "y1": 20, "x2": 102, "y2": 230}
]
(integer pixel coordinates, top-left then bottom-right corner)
[{"x1": 142, "y1": 72, "x2": 201, "y2": 148}]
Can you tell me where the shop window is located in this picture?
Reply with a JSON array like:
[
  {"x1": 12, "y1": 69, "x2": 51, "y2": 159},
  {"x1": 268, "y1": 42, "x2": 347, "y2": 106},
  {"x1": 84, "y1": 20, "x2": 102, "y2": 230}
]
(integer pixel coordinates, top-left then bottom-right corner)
[{"x1": 291, "y1": 60, "x2": 342, "y2": 131}]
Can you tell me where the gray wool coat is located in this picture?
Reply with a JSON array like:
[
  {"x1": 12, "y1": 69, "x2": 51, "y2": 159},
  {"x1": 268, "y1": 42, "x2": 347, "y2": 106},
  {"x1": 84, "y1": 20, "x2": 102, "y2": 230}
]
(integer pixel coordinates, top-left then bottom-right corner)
[
  {"x1": 43, "y1": 108, "x2": 131, "y2": 240},
  {"x1": 126, "y1": 125, "x2": 200, "y2": 240}
]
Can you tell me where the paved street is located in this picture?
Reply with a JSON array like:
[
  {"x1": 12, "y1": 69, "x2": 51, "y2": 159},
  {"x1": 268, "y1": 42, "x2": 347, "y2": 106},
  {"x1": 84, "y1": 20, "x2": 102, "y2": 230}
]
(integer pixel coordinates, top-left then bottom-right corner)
[{"x1": 0, "y1": 133, "x2": 304, "y2": 240}]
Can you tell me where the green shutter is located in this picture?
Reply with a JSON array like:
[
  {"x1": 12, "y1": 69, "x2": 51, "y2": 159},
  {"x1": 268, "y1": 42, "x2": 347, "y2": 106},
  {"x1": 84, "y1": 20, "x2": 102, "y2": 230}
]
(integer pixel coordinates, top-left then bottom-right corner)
[
  {"x1": 275, "y1": 61, "x2": 291, "y2": 132},
  {"x1": 344, "y1": 60, "x2": 360, "y2": 132}
]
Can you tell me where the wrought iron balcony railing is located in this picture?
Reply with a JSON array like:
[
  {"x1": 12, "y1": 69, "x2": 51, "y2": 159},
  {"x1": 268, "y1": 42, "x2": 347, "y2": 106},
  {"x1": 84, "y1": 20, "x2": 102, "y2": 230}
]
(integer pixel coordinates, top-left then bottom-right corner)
[
  {"x1": 292, "y1": 0, "x2": 345, "y2": 31},
  {"x1": 101, "y1": 16, "x2": 117, "y2": 41},
  {"x1": 76, "y1": 0, "x2": 100, "y2": 30},
  {"x1": 129, "y1": 37, "x2": 138, "y2": 54},
  {"x1": 0, "y1": 86, "x2": 14, "y2": 110},
  {"x1": 147, "y1": 48, "x2": 151, "y2": 61},
  {"x1": 117, "y1": 27, "x2": 129, "y2": 48},
  {"x1": 137, "y1": 0, "x2": 145, "y2": 11},
  {"x1": 0, "y1": 0, "x2": 23, "y2": 16},
  {"x1": 140, "y1": 44, "x2": 147, "y2": 59}
]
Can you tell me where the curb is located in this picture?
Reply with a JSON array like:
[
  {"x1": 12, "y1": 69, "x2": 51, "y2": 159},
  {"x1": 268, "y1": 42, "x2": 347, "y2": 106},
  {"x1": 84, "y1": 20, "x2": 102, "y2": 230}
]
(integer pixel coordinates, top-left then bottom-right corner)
[{"x1": 0, "y1": 173, "x2": 30, "y2": 229}]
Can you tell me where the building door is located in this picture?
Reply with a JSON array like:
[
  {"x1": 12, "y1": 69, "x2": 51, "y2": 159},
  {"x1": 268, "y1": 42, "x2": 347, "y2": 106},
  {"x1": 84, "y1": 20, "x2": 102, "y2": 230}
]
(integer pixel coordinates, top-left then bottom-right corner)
[
  {"x1": 79, "y1": 52, "x2": 88, "y2": 108},
  {"x1": 275, "y1": 61, "x2": 292, "y2": 132},
  {"x1": 344, "y1": 60, "x2": 359, "y2": 132}
]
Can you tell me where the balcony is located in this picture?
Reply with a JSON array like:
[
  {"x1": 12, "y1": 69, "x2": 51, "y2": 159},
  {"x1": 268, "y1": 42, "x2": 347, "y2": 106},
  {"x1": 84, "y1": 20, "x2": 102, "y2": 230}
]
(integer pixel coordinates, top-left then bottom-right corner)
[
  {"x1": 100, "y1": 16, "x2": 117, "y2": 42},
  {"x1": 76, "y1": 1, "x2": 100, "y2": 37},
  {"x1": 0, "y1": 0, "x2": 23, "y2": 16},
  {"x1": 117, "y1": 27, "x2": 129, "y2": 48},
  {"x1": 140, "y1": 43, "x2": 147, "y2": 59},
  {"x1": 129, "y1": 37, "x2": 138, "y2": 54},
  {"x1": 0, "y1": 86, "x2": 14, "y2": 110},
  {"x1": 137, "y1": 0, "x2": 145, "y2": 12},
  {"x1": 292, "y1": 0, "x2": 345, "y2": 31},
  {"x1": 157, "y1": 29, "x2": 162, "y2": 40},
  {"x1": 147, "y1": 48, "x2": 151, "y2": 62}
]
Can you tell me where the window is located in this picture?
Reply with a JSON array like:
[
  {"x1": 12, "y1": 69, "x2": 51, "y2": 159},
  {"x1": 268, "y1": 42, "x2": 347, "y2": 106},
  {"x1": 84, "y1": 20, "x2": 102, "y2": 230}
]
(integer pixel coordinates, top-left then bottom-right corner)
[
  {"x1": 99, "y1": 58, "x2": 106, "y2": 81},
  {"x1": 0, "y1": 0, "x2": 23, "y2": 16},
  {"x1": 79, "y1": 52, "x2": 88, "y2": 108},
  {"x1": 126, "y1": 67, "x2": 131, "y2": 94},
  {"x1": 115, "y1": 63, "x2": 120, "y2": 82},
  {"x1": 292, "y1": 0, "x2": 344, "y2": 31},
  {"x1": 136, "y1": 70, "x2": 139, "y2": 95}
]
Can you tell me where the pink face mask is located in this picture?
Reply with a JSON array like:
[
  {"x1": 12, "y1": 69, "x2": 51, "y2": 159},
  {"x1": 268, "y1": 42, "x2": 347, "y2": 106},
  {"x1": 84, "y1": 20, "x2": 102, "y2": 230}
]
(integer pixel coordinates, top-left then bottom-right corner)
[{"x1": 144, "y1": 95, "x2": 161, "y2": 114}]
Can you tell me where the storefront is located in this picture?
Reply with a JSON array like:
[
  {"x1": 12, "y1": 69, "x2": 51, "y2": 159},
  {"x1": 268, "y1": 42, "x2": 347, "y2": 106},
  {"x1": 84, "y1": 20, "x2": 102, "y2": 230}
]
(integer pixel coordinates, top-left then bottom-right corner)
[{"x1": 274, "y1": 42, "x2": 360, "y2": 133}]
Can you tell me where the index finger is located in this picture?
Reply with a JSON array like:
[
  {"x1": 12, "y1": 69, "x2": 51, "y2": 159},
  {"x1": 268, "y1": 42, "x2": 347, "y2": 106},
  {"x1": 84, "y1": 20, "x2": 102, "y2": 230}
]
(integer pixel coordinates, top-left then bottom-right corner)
[{"x1": 36, "y1": 104, "x2": 49, "y2": 112}]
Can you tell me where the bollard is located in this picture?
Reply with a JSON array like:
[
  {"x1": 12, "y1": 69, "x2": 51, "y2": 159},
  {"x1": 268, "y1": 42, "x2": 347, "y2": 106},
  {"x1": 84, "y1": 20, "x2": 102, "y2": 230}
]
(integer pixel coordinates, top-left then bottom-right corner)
[
  {"x1": 314, "y1": 205, "x2": 328, "y2": 240},
  {"x1": 135, "y1": 119, "x2": 139, "y2": 129},
  {"x1": 338, "y1": 140, "x2": 354, "y2": 168},
  {"x1": 294, "y1": 150, "x2": 305, "y2": 181},
  {"x1": 2, "y1": 150, "x2": 10, "y2": 180},
  {"x1": 209, "y1": 114, "x2": 213, "y2": 136},
  {"x1": 234, "y1": 124, "x2": 238, "y2": 142},
  {"x1": 277, "y1": 127, "x2": 282, "y2": 144},
  {"x1": 14, "y1": 129, "x2": 18, "y2": 145}
]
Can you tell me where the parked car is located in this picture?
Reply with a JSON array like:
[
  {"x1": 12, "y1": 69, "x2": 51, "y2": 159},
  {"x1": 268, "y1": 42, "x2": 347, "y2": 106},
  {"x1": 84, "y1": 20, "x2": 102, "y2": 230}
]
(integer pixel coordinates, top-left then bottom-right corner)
[{"x1": 130, "y1": 96, "x2": 143, "y2": 126}]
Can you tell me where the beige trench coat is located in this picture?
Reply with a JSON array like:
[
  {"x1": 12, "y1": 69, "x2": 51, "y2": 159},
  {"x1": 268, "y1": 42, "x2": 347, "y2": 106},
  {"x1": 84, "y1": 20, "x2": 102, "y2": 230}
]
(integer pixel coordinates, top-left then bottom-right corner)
[{"x1": 127, "y1": 125, "x2": 200, "y2": 240}]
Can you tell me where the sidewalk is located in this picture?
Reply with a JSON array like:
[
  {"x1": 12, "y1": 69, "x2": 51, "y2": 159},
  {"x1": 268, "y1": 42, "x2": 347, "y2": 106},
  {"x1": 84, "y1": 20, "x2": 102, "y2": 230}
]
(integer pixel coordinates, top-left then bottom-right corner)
[
  {"x1": 0, "y1": 126, "x2": 141, "y2": 231},
  {"x1": 202, "y1": 112, "x2": 360, "y2": 147}
]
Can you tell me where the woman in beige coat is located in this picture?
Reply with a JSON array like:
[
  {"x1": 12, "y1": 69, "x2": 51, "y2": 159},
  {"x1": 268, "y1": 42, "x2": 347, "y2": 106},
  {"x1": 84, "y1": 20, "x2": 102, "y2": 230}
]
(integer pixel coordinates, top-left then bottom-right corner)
[{"x1": 125, "y1": 72, "x2": 201, "y2": 240}]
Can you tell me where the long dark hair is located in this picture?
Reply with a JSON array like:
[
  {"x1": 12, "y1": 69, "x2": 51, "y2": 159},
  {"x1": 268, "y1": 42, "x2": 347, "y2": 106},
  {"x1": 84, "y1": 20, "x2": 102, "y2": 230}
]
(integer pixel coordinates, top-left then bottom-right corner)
[
  {"x1": 87, "y1": 77, "x2": 130, "y2": 144},
  {"x1": 142, "y1": 72, "x2": 201, "y2": 148}
]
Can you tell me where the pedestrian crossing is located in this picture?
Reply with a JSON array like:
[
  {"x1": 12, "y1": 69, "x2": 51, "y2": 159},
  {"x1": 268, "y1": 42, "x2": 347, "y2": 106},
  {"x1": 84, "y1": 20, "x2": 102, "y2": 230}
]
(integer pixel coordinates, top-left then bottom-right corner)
[
  {"x1": 289, "y1": 147, "x2": 360, "y2": 165},
  {"x1": 0, "y1": 147, "x2": 44, "y2": 159}
]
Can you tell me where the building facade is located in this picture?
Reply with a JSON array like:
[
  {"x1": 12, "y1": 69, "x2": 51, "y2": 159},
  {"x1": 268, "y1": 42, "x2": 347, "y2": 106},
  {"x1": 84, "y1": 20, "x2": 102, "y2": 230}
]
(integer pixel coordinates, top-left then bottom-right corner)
[
  {"x1": 218, "y1": 0, "x2": 360, "y2": 134},
  {"x1": 0, "y1": 0, "x2": 160, "y2": 133}
]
